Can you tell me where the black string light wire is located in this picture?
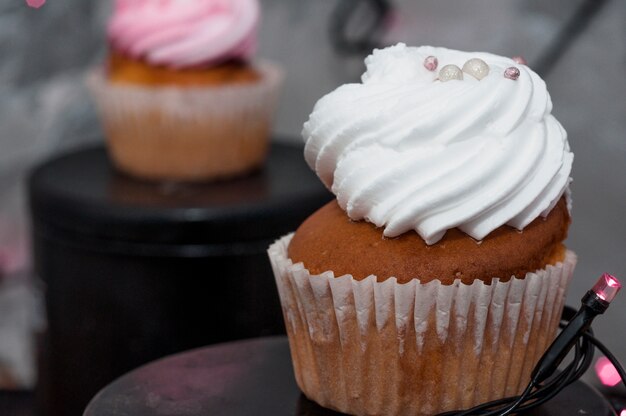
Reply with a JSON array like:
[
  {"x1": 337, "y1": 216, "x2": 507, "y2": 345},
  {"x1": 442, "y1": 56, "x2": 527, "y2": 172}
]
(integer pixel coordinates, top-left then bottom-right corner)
[{"x1": 438, "y1": 273, "x2": 625, "y2": 415}]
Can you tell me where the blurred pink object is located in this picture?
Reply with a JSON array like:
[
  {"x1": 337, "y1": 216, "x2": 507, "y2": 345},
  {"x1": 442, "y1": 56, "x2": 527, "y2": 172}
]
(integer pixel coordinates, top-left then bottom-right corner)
[
  {"x1": 620, "y1": 409, "x2": 626, "y2": 416},
  {"x1": 108, "y1": 0, "x2": 259, "y2": 68},
  {"x1": 595, "y1": 357, "x2": 621, "y2": 387},
  {"x1": 26, "y1": 0, "x2": 46, "y2": 8},
  {"x1": 512, "y1": 55, "x2": 527, "y2": 65},
  {"x1": 0, "y1": 253, "x2": 5, "y2": 282}
]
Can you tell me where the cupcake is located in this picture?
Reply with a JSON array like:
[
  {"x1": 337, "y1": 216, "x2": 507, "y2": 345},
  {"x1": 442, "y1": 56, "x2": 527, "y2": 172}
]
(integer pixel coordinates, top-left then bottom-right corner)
[
  {"x1": 268, "y1": 44, "x2": 575, "y2": 415},
  {"x1": 88, "y1": 0, "x2": 283, "y2": 181}
]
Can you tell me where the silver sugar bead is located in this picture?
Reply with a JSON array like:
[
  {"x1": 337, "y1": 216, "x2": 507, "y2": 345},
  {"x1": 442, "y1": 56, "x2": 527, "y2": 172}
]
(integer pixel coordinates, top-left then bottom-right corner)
[
  {"x1": 504, "y1": 66, "x2": 520, "y2": 80},
  {"x1": 462, "y1": 58, "x2": 490, "y2": 80},
  {"x1": 423, "y1": 56, "x2": 438, "y2": 71},
  {"x1": 439, "y1": 64, "x2": 463, "y2": 82}
]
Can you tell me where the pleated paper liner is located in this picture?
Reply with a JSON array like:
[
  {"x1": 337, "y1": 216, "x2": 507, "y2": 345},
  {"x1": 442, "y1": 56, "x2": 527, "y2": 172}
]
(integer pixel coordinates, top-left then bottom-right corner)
[
  {"x1": 87, "y1": 61, "x2": 284, "y2": 181},
  {"x1": 269, "y1": 234, "x2": 576, "y2": 416}
]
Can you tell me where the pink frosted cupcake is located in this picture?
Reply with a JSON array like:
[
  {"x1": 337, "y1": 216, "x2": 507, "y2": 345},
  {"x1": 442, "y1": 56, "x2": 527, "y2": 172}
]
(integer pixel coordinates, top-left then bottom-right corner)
[{"x1": 88, "y1": 0, "x2": 283, "y2": 181}]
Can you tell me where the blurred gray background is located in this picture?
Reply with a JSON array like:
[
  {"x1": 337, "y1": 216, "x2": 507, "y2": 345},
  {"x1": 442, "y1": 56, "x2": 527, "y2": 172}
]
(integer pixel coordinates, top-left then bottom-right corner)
[{"x1": 0, "y1": 0, "x2": 624, "y2": 388}]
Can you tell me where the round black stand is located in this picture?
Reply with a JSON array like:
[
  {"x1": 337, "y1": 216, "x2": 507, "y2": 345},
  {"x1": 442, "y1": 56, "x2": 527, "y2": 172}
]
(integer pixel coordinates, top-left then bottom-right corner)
[
  {"x1": 84, "y1": 336, "x2": 616, "y2": 416},
  {"x1": 29, "y1": 141, "x2": 332, "y2": 416}
]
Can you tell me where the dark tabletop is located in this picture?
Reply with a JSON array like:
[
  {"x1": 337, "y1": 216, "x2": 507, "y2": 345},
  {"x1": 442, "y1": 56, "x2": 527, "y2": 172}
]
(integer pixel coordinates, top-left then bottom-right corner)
[{"x1": 83, "y1": 336, "x2": 616, "y2": 416}]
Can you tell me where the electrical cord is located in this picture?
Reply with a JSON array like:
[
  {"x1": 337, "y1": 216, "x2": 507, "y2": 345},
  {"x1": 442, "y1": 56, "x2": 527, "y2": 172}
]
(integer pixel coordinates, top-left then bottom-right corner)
[{"x1": 437, "y1": 274, "x2": 625, "y2": 415}]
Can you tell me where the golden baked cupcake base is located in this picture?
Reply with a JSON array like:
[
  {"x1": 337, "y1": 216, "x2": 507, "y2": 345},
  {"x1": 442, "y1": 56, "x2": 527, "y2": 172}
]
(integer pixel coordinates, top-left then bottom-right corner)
[
  {"x1": 269, "y1": 234, "x2": 576, "y2": 416},
  {"x1": 87, "y1": 61, "x2": 283, "y2": 182},
  {"x1": 289, "y1": 198, "x2": 570, "y2": 285},
  {"x1": 107, "y1": 51, "x2": 262, "y2": 86}
]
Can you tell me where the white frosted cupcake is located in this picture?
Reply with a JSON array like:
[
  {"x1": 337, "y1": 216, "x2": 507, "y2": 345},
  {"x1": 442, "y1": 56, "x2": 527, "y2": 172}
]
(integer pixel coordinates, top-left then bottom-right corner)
[
  {"x1": 88, "y1": 0, "x2": 283, "y2": 181},
  {"x1": 269, "y1": 44, "x2": 575, "y2": 415}
]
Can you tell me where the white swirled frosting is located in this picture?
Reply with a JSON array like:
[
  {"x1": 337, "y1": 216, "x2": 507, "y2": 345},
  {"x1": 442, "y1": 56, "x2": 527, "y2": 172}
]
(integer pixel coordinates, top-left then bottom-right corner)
[{"x1": 303, "y1": 44, "x2": 573, "y2": 244}]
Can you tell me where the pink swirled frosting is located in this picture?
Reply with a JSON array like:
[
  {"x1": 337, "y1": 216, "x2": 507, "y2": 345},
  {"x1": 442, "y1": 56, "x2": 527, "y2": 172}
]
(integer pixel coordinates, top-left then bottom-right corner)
[{"x1": 108, "y1": 0, "x2": 259, "y2": 68}]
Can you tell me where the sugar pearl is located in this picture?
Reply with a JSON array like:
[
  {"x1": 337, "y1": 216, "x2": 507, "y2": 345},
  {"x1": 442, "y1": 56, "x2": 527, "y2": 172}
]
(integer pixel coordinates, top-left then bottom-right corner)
[
  {"x1": 423, "y1": 56, "x2": 438, "y2": 71},
  {"x1": 462, "y1": 58, "x2": 490, "y2": 80},
  {"x1": 512, "y1": 56, "x2": 527, "y2": 65},
  {"x1": 504, "y1": 67, "x2": 520, "y2": 80},
  {"x1": 439, "y1": 64, "x2": 463, "y2": 82}
]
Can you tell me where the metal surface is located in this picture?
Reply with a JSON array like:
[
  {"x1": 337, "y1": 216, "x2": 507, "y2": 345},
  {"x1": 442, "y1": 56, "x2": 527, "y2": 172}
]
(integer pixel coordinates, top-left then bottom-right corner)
[{"x1": 84, "y1": 336, "x2": 616, "y2": 416}]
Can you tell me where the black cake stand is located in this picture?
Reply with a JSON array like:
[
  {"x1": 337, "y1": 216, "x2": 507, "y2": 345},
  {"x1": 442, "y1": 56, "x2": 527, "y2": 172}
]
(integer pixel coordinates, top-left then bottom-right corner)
[
  {"x1": 29, "y1": 141, "x2": 332, "y2": 416},
  {"x1": 83, "y1": 336, "x2": 616, "y2": 416}
]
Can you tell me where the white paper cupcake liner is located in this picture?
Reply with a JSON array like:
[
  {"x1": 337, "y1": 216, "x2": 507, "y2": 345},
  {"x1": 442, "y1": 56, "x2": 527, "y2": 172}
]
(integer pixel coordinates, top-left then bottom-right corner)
[
  {"x1": 86, "y1": 61, "x2": 284, "y2": 181},
  {"x1": 268, "y1": 234, "x2": 576, "y2": 416}
]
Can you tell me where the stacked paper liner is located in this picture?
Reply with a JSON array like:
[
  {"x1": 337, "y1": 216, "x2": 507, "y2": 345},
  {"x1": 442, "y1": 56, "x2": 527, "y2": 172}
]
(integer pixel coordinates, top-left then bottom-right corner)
[
  {"x1": 268, "y1": 234, "x2": 576, "y2": 416},
  {"x1": 87, "y1": 61, "x2": 283, "y2": 181}
]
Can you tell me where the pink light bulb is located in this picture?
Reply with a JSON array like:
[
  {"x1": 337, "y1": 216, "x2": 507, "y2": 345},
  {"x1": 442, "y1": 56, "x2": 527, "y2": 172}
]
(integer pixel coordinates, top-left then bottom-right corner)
[
  {"x1": 595, "y1": 357, "x2": 621, "y2": 387},
  {"x1": 592, "y1": 273, "x2": 621, "y2": 303}
]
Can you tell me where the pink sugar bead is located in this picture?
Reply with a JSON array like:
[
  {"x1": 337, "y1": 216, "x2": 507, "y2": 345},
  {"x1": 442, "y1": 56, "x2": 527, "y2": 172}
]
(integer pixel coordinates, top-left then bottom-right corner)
[
  {"x1": 423, "y1": 56, "x2": 438, "y2": 72},
  {"x1": 512, "y1": 56, "x2": 527, "y2": 65},
  {"x1": 504, "y1": 67, "x2": 520, "y2": 80}
]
